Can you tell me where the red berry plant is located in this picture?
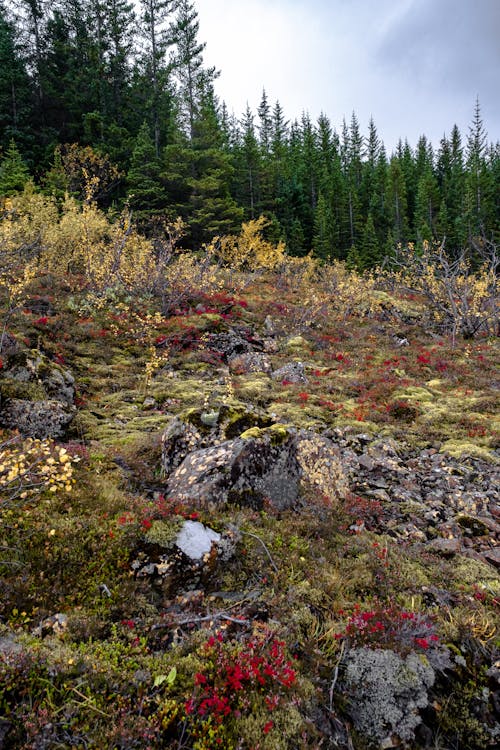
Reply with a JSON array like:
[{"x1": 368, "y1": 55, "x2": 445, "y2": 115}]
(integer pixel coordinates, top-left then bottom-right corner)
[
  {"x1": 184, "y1": 629, "x2": 300, "y2": 749},
  {"x1": 334, "y1": 603, "x2": 439, "y2": 654}
]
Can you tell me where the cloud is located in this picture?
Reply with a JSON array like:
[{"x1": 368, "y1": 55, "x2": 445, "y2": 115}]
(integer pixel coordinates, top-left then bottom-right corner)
[
  {"x1": 376, "y1": 0, "x2": 500, "y2": 100},
  {"x1": 196, "y1": 0, "x2": 500, "y2": 150}
]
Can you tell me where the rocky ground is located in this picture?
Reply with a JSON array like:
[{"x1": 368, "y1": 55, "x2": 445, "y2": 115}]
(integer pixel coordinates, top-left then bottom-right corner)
[{"x1": 0, "y1": 270, "x2": 499, "y2": 749}]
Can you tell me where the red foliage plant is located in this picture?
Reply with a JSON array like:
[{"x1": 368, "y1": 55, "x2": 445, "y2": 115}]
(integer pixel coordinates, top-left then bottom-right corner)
[
  {"x1": 185, "y1": 631, "x2": 297, "y2": 729},
  {"x1": 334, "y1": 603, "x2": 439, "y2": 653}
]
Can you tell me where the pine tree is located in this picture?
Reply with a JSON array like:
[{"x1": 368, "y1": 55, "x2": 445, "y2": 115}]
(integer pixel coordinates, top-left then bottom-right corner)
[
  {"x1": 313, "y1": 190, "x2": 337, "y2": 259},
  {"x1": 171, "y1": 0, "x2": 218, "y2": 143},
  {"x1": 162, "y1": 86, "x2": 243, "y2": 247},
  {"x1": 358, "y1": 212, "x2": 380, "y2": 268},
  {"x1": 127, "y1": 121, "x2": 167, "y2": 219},
  {"x1": 386, "y1": 156, "x2": 409, "y2": 243},
  {"x1": 105, "y1": 0, "x2": 136, "y2": 125},
  {"x1": 0, "y1": 7, "x2": 33, "y2": 152},
  {"x1": 415, "y1": 167, "x2": 439, "y2": 240},
  {"x1": 465, "y1": 98, "x2": 494, "y2": 241},
  {"x1": 235, "y1": 104, "x2": 261, "y2": 218},
  {"x1": 0, "y1": 139, "x2": 31, "y2": 195},
  {"x1": 137, "y1": 0, "x2": 177, "y2": 157},
  {"x1": 257, "y1": 89, "x2": 272, "y2": 154}
]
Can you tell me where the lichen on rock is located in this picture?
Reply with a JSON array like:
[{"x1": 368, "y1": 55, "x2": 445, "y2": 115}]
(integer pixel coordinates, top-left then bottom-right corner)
[{"x1": 343, "y1": 647, "x2": 435, "y2": 745}]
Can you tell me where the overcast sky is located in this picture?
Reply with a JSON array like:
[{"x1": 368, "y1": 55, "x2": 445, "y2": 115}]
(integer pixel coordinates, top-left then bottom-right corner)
[{"x1": 196, "y1": 0, "x2": 500, "y2": 153}]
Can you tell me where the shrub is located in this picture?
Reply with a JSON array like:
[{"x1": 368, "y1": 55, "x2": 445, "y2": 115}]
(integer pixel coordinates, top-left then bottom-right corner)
[{"x1": 0, "y1": 434, "x2": 78, "y2": 507}]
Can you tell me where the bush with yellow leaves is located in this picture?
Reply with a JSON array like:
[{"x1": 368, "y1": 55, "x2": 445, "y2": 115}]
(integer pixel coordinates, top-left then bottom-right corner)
[
  {"x1": 207, "y1": 216, "x2": 286, "y2": 273},
  {"x1": 392, "y1": 240, "x2": 499, "y2": 340},
  {"x1": 0, "y1": 184, "x2": 157, "y2": 293},
  {"x1": 0, "y1": 435, "x2": 78, "y2": 507}
]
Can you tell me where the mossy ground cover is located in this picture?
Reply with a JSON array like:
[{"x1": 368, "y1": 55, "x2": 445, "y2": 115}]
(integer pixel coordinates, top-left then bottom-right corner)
[{"x1": 0, "y1": 268, "x2": 499, "y2": 748}]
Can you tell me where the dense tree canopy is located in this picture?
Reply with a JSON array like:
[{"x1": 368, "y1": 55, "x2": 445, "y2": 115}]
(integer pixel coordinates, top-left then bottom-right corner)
[{"x1": 0, "y1": 0, "x2": 498, "y2": 260}]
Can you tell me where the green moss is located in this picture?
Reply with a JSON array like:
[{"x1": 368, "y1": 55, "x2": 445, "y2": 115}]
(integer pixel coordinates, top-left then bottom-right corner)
[
  {"x1": 334, "y1": 417, "x2": 380, "y2": 433},
  {"x1": 150, "y1": 377, "x2": 212, "y2": 407},
  {"x1": 450, "y1": 558, "x2": 500, "y2": 594},
  {"x1": 239, "y1": 426, "x2": 265, "y2": 440},
  {"x1": 393, "y1": 386, "x2": 435, "y2": 403},
  {"x1": 235, "y1": 702, "x2": 307, "y2": 750},
  {"x1": 239, "y1": 423, "x2": 292, "y2": 445},
  {"x1": 219, "y1": 402, "x2": 273, "y2": 438},
  {"x1": 456, "y1": 515, "x2": 490, "y2": 537},
  {"x1": 144, "y1": 519, "x2": 183, "y2": 548},
  {"x1": 437, "y1": 679, "x2": 491, "y2": 749},
  {"x1": 233, "y1": 373, "x2": 274, "y2": 403},
  {"x1": 0, "y1": 377, "x2": 46, "y2": 401},
  {"x1": 440, "y1": 440, "x2": 497, "y2": 463},
  {"x1": 285, "y1": 335, "x2": 309, "y2": 351}
]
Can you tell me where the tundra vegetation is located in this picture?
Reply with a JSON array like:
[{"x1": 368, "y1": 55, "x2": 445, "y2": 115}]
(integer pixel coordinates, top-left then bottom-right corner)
[
  {"x1": 0, "y1": 187, "x2": 498, "y2": 749},
  {"x1": 0, "y1": 0, "x2": 499, "y2": 747}
]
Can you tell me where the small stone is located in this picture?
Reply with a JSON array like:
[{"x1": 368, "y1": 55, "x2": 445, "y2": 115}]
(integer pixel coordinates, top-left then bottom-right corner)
[
  {"x1": 358, "y1": 454, "x2": 375, "y2": 471},
  {"x1": 428, "y1": 538, "x2": 462, "y2": 555},
  {"x1": 175, "y1": 521, "x2": 221, "y2": 561},
  {"x1": 482, "y1": 548, "x2": 500, "y2": 569}
]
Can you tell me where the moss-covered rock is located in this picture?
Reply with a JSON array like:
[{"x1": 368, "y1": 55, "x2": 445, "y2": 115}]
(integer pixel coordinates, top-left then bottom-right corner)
[
  {"x1": 440, "y1": 440, "x2": 498, "y2": 463},
  {"x1": 343, "y1": 647, "x2": 435, "y2": 745}
]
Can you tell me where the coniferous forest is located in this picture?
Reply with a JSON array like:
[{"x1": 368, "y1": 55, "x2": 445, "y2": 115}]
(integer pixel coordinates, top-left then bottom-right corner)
[{"x1": 0, "y1": 0, "x2": 499, "y2": 263}]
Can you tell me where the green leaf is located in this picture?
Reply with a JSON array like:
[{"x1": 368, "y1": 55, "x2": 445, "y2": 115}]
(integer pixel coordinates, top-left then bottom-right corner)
[{"x1": 154, "y1": 667, "x2": 177, "y2": 688}]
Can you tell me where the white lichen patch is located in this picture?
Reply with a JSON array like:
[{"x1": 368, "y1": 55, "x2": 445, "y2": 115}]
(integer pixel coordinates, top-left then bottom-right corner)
[{"x1": 175, "y1": 520, "x2": 221, "y2": 560}]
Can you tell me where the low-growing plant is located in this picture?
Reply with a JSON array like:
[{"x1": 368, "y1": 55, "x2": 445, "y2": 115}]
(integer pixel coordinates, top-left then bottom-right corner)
[
  {"x1": 333, "y1": 603, "x2": 439, "y2": 654},
  {"x1": 184, "y1": 629, "x2": 301, "y2": 749}
]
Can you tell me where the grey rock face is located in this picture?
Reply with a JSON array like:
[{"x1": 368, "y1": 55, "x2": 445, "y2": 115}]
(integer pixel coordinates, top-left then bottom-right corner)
[
  {"x1": 228, "y1": 351, "x2": 272, "y2": 375},
  {"x1": 161, "y1": 417, "x2": 202, "y2": 476},
  {"x1": 271, "y1": 361, "x2": 308, "y2": 384},
  {"x1": 0, "y1": 399, "x2": 75, "y2": 439},
  {"x1": 165, "y1": 427, "x2": 346, "y2": 510},
  {"x1": 7, "y1": 352, "x2": 75, "y2": 405},
  {"x1": 0, "y1": 350, "x2": 76, "y2": 438}
]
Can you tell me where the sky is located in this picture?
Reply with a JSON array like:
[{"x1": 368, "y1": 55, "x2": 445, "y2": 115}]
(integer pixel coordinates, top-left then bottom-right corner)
[{"x1": 196, "y1": 0, "x2": 500, "y2": 153}]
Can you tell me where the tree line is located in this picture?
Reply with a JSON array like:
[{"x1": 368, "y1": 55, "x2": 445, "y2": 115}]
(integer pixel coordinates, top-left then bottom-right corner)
[{"x1": 1, "y1": 0, "x2": 498, "y2": 265}]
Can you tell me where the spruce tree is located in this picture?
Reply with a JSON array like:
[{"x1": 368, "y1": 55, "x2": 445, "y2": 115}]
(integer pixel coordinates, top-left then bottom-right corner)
[
  {"x1": 235, "y1": 104, "x2": 261, "y2": 218},
  {"x1": 0, "y1": 8, "x2": 33, "y2": 152},
  {"x1": 359, "y1": 212, "x2": 380, "y2": 268},
  {"x1": 386, "y1": 157, "x2": 409, "y2": 243},
  {"x1": 137, "y1": 0, "x2": 177, "y2": 157},
  {"x1": 127, "y1": 121, "x2": 167, "y2": 220},
  {"x1": 313, "y1": 191, "x2": 337, "y2": 260},
  {"x1": 0, "y1": 139, "x2": 31, "y2": 195},
  {"x1": 171, "y1": 0, "x2": 218, "y2": 143},
  {"x1": 465, "y1": 98, "x2": 494, "y2": 241}
]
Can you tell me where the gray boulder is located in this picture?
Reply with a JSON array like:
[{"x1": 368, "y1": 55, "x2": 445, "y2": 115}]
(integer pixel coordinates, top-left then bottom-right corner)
[
  {"x1": 0, "y1": 399, "x2": 75, "y2": 439},
  {"x1": 228, "y1": 351, "x2": 272, "y2": 375},
  {"x1": 161, "y1": 416, "x2": 202, "y2": 476},
  {"x1": 131, "y1": 518, "x2": 239, "y2": 591},
  {"x1": 271, "y1": 361, "x2": 308, "y2": 384},
  {"x1": 0, "y1": 350, "x2": 76, "y2": 438},
  {"x1": 5, "y1": 351, "x2": 75, "y2": 405},
  {"x1": 165, "y1": 425, "x2": 346, "y2": 510}
]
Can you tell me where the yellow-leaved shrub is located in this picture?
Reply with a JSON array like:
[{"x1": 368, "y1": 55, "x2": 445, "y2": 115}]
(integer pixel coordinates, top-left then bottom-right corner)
[
  {"x1": 207, "y1": 216, "x2": 286, "y2": 272},
  {"x1": 0, "y1": 435, "x2": 79, "y2": 505},
  {"x1": 395, "y1": 240, "x2": 499, "y2": 339},
  {"x1": 0, "y1": 185, "x2": 157, "y2": 293}
]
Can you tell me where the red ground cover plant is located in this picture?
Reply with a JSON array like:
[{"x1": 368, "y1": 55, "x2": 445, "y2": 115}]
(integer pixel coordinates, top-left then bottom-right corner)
[
  {"x1": 334, "y1": 603, "x2": 439, "y2": 653},
  {"x1": 184, "y1": 630, "x2": 297, "y2": 747}
]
